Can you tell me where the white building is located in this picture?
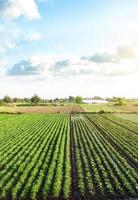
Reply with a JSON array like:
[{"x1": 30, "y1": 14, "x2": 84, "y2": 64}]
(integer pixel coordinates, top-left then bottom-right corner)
[{"x1": 83, "y1": 98, "x2": 107, "y2": 104}]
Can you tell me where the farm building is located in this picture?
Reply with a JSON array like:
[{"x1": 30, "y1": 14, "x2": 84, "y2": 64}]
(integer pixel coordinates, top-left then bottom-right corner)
[{"x1": 83, "y1": 98, "x2": 107, "y2": 104}]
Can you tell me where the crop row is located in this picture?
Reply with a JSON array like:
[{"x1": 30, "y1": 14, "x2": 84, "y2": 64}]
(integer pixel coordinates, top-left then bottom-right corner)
[
  {"x1": 101, "y1": 114, "x2": 138, "y2": 135},
  {"x1": 71, "y1": 114, "x2": 138, "y2": 199},
  {"x1": 86, "y1": 114, "x2": 138, "y2": 165},
  {"x1": 0, "y1": 114, "x2": 71, "y2": 199},
  {"x1": 0, "y1": 114, "x2": 15, "y2": 121},
  {"x1": 0, "y1": 113, "x2": 138, "y2": 199}
]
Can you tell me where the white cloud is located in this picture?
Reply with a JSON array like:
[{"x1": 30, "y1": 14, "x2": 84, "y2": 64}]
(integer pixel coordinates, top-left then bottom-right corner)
[
  {"x1": 117, "y1": 44, "x2": 137, "y2": 59},
  {"x1": 0, "y1": 23, "x2": 20, "y2": 54},
  {"x1": 1, "y1": 0, "x2": 40, "y2": 20},
  {"x1": 81, "y1": 53, "x2": 119, "y2": 63},
  {"x1": 7, "y1": 54, "x2": 57, "y2": 76},
  {"x1": 81, "y1": 43, "x2": 138, "y2": 64},
  {"x1": 0, "y1": 59, "x2": 8, "y2": 76},
  {"x1": 6, "y1": 52, "x2": 138, "y2": 79},
  {"x1": 1, "y1": 52, "x2": 138, "y2": 98},
  {"x1": 37, "y1": 0, "x2": 48, "y2": 2},
  {"x1": 0, "y1": 47, "x2": 6, "y2": 54},
  {"x1": 0, "y1": 26, "x2": 5, "y2": 32},
  {"x1": 54, "y1": 44, "x2": 64, "y2": 51},
  {"x1": 5, "y1": 40, "x2": 16, "y2": 49},
  {"x1": 26, "y1": 32, "x2": 42, "y2": 41}
]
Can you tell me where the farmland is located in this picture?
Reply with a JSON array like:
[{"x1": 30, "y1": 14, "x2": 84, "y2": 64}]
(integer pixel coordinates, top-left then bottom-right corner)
[
  {"x1": 118, "y1": 114, "x2": 138, "y2": 123},
  {"x1": 0, "y1": 104, "x2": 83, "y2": 114},
  {"x1": 80, "y1": 103, "x2": 118, "y2": 113},
  {"x1": 81, "y1": 101, "x2": 138, "y2": 113},
  {"x1": 1, "y1": 99, "x2": 138, "y2": 114},
  {"x1": 71, "y1": 114, "x2": 138, "y2": 199},
  {"x1": 0, "y1": 113, "x2": 138, "y2": 199},
  {"x1": 0, "y1": 114, "x2": 71, "y2": 199}
]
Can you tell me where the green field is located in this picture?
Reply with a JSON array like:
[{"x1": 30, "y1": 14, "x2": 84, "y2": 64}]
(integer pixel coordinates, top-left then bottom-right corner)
[
  {"x1": 0, "y1": 104, "x2": 83, "y2": 114},
  {"x1": 0, "y1": 114, "x2": 70, "y2": 199},
  {"x1": 1, "y1": 101, "x2": 138, "y2": 114},
  {"x1": 0, "y1": 113, "x2": 138, "y2": 199},
  {"x1": 80, "y1": 102, "x2": 138, "y2": 113},
  {"x1": 80, "y1": 103, "x2": 118, "y2": 112},
  {"x1": 118, "y1": 114, "x2": 138, "y2": 123}
]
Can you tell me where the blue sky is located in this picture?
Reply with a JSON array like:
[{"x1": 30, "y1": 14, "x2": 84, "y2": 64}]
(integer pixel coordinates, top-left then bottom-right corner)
[{"x1": 0, "y1": 0, "x2": 138, "y2": 98}]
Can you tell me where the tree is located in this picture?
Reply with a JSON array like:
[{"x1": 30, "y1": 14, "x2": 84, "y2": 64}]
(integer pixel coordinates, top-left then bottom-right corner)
[
  {"x1": 75, "y1": 96, "x2": 83, "y2": 104},
  {"x1": 0, "y1": 99, "x2": 3, "y2": 106},
  {"x1": 117, "y1": 98, "x2": 127, "y2": 106},
  {"x1": 23, "y1": 98, "x2": 30, "y2": 103},
  {"x1": 13, "y1": 97, "x2": 19, "y2": 103},
  {"x1": 69, "y1": 96, "x2": 75, "y2": 102},
  {"x1": 93, "y1": 96, "x2": 103, "y2": 100},
  {"x1": 3, "y1": 95, "x2": 13, "y2": 103},
  {"x1": 54, "y1": 98, "x2": 59, "y2": 103},
  {"x1": 30, "y1": 94, "x2": 41, "y2": 104}
]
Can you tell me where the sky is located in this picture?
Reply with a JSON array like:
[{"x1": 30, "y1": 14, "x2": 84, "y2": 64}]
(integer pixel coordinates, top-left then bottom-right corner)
[{"x1": 0, "y1": 0, "x2": 138, "y2": 99}]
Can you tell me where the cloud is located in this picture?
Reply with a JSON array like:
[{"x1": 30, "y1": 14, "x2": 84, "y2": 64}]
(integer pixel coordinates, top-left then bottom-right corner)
[
  {"x1": 0, "y1": 59, "x2": 8, "y2": 76},
  {"x1": 5, "y1": 40, "x2": 16, "y2": 49},
  {"x1": 81, "y1": 44, "x2": 138, "y2": 64},
  {"x1": 54, "y1": 44, "x2": 64, "y2": 51},
  {"x1": 81, "y1": 53, "x2": 119, "y2": 63},
  {"x1": 117, "y1": 44, "x2": 137, "y2": 59},
  {"x1": 54, "y1": 60, "x2": 70, "y2": 69},
  {"x1": 26, "y1": 32, "x2": 42, "y2": 41},
  {"x1": 0, "y1": 0, "x2": 40, "y2": 20},
  {"x1": 0, "y1": 23, "x2": 20, "y2": 54},
  {"x1": 6, "y1": 54, "x2": 59, "y2": 76},
  {"x1": 0, "y1": 26, "x2": 5, "y2": 32},
  {"x1": 6, "y1": 55, "x2": 77, "y2": 77},
  {"x1": 37, "y1": 0, "x2": 48, "y2": 2},
  {"x1": 0, "y1": 25, "x2": 43, "y2": 56},
  {"x1": 6, "y1": 45, "x2": 138, "y2": 78},
  {"x1": 0, "y1": 47, "x2": 6, "y2": 54},
  {"x1": 52, "y1": 57, "x2": 104, "y2": 77},
  {"x1": 7, "y1": 59, "x2": 45, "y2": 76}
]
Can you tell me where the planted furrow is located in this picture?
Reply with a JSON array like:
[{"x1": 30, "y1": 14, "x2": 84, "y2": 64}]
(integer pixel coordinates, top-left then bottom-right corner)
[
  {"x1": 0, "y1": 117, "x2": 55, "y2": 198},
  {"x1": 101, "y1": 114, "x2": 138, "y2": 135},
  {"x1": 20, "y1": 115, "x2": 65, "y2": 199},
  {"x1": 42, "y1": 117, "x2": 66, "y2": 197},
  {"x1": 83, "y1": 115, "x2": 138, "y2": 197},
  {"x1": 0, "y1": 113, "x2": 137, "y2": 199},
  {"x1": 86, "y1": 114, "x2": 138, "y2": 169}
]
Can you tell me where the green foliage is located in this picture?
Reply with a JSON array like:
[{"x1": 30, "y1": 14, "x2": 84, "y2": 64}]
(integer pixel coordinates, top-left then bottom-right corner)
[
  {"x1": 99, "y1": 110, "x2": 105, "y2": 114},
  {"x1": 75, "y1": 96, "x2": 83, "y2": 104},
  {"x1": 0, "y1": 113, "x2": 137, "y2": 199},
  {"x1": 30, "y1": 94, "x2": 41, "y2": 104},
  {"x1": 81, "y1": 103, "x2": 116, "y2": 113},
  {"x1": 118, "y1": 114, "x2": 138, "y2": 123},
  {"x1": 0, "y1": 100, "x2": 4, "y2": 106},
  {"x1": 116, "y1": 98, "x2": 127, "y2": 106},
  {"x1": 93, "y1": 96, "x2": 103, "y2": 100},
  {"x1": 69, "y1": 96, "x2": 75, "y2": 102},
  {"x1": 0, "y1": 114, "x2": 71, "y2": 199},
  {"x1": 71, "y1": 114, "x2": 138, "y2": 198},
  {"x1": 3, "y1": 95, "x2": 13, "y2": 103}
]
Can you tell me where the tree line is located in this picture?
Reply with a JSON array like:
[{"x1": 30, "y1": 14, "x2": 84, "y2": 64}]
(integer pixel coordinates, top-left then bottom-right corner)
[
  {"x1": 0, "y1": 95, "x2": 83, "y2": 105},
  {"x1": 0, "y1": 95, "x2": 129, "y2": 106}
]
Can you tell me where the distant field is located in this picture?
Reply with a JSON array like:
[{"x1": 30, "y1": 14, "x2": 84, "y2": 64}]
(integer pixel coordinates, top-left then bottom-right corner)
[
  {"x1": 0, "y1": 113, "x2": 137, "y2": 199},
  {"x1": 0, "y1": 104, "x2": 83, "y2": 114},
  {"x1": 81, "y1": 102, "x2": 138, "y2": 113},
  {"x1": 80, "y1": 103, "x2": 121, "y2": 113},
  {"x1": 1, "y1": 101, "x2": 138, "y2": 114},
  {"x1": 115, "y1": 103, "x2": 138, "y2": 113},
  {"x1": 117, "y1": 114, "x2": 138, "y2": 123}
]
